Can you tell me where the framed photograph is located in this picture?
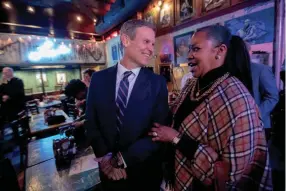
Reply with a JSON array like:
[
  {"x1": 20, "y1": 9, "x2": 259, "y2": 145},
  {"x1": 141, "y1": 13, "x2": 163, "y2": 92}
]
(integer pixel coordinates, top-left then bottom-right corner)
[
  {"x1": 158, "y1": 0, "x2": 174, "y2": 29},
  {"x1": 56, "y1": 72, "x2": 66, "y2": 85},
  {"x1": 36, "y1": 73, "x2": 48, "y2": 87},
  {"x1": 202, "y1": 0, "x2": 230, "y2": 13},
  {"x1": 144, "y1": 9, "x2": 157, "y2": 25},
  {"x1": 159, "y1": 7, "x2": 171, "y2": 28},
  {"x1": 173, "y1": 31, "x2": 194, "y2": 66},
  {"x1": 176, "y1": 0, "x2": 195, "y2": 23}
]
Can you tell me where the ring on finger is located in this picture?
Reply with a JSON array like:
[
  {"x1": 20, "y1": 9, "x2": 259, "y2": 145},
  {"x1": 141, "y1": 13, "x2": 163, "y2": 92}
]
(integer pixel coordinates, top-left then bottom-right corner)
[{"x1": 152, "y1": 132, "x2": 158, "y2": 137}]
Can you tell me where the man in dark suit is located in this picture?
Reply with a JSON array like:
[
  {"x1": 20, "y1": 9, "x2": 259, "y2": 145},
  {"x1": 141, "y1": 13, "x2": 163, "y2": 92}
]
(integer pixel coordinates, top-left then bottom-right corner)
[
  {"x1": 0, "y1": 67, "x2": 25, "y2": 121},
  {"x1": 85, "y1": 20, "x2": 169, "y2": 191},
  {"x1": 251, "y1": 62, "x2": 279, "y2": 140},
  {"x1": 0, "y1": 67, "x2": 25, "y2": 138}
]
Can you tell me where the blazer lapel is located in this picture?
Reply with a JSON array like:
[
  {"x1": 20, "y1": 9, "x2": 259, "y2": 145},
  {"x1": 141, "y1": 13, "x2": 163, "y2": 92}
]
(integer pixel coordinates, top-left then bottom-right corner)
[
  {"x1": 105, "y1": 64, "x2": 117, "y2": 125},
  {"x1": 120, "y1": 68, "x2": 151, "y2": 133},
  {"x1": 127, "y1": 68, "x2": 151, "y2": 105}
]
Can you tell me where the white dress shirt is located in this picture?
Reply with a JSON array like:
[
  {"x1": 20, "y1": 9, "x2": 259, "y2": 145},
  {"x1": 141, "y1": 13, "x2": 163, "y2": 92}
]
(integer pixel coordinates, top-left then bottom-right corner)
[{"x1": 116, "y1": 63, "x2": 141, "y2": 103}]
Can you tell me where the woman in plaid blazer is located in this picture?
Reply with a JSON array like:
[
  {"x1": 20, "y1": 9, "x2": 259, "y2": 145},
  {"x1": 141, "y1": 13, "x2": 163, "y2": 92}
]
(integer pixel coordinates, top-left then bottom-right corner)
[{"x1": 149, "y1": 25, "x2": 272, "y2": 191}]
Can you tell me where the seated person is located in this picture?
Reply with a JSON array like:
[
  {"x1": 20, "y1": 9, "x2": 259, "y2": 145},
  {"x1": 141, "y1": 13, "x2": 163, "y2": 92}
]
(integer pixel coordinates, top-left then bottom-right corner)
[
  {"x1": 82, "y1": 69, "x2": 95, "y2": 88},
  {"x1": 64, "y1": 79, "x2": 88, "y2": 144}
]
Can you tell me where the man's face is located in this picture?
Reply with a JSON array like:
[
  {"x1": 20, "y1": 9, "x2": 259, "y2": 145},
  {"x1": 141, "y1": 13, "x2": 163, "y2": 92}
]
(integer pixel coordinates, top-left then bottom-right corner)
[
  {"x1": 123, "y1": 26, "x2": 155, "y2": 67},
  {"x1": 2, "y1": 68, "x2": 13, "y2": 80}
]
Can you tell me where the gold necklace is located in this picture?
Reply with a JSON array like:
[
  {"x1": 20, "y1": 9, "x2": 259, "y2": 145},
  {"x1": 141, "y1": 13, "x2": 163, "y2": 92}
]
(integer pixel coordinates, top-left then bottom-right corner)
[
  {"x1": 190, "y1": 73, "x2": 230, "y2": 101},
  {"x1": 196, "y1": 80, "x2": 214, "y2": 97}
]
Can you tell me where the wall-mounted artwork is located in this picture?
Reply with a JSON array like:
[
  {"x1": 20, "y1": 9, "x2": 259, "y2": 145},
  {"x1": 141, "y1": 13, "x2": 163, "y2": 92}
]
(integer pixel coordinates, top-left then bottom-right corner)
[
  {"x1": 177, "y1": 0, "x2": 194, "y2": 22},
  {"x1": 0, "y1": 33, "x2": 106, "y2": 64},
  {"x1": 174, "y1": 31, "x2": 194, "y2": 66},
  {"x1": 111, "y1": 45, "x2": 118, "y2": 61},
  {"x1": 251, "y1": 51, "x2": 270, "y2": 66},
  {"x1": 225, "y1": 7, "x2": 274, "y2": 45},
  {"x1": 144, "y1": 10, "x2": 156, "y2": 25},
  {"x1": 159, "y1": 7, "x2": 171, "y2": 28},
  {"x1": 36, "y1": 73, "x2": 48, "y2": 87},
  {"x1": 203, "y1": 0, "x2": 228, "y2": 12},
  {"x1": 56, "y1": 72, "x2": 66, "y2": 85}
]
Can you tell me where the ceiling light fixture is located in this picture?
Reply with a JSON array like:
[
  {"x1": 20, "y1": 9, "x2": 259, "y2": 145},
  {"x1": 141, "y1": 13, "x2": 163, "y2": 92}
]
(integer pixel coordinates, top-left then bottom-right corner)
[
  {"x1": 27, "y1": 6, "x2": 35, "y2": 13},
  {"x1": 76, "y1": 16, "x2": 82, "y2": 22},
  {"x1": 3, "y1": 1, "x2": 12, "y2": 9}
]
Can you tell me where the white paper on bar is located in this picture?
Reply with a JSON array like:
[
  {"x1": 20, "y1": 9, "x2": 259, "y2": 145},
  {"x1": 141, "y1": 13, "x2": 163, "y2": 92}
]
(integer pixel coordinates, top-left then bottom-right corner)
[{"x1": 69, "y1": 154, "x2": 99, "y2": 176}]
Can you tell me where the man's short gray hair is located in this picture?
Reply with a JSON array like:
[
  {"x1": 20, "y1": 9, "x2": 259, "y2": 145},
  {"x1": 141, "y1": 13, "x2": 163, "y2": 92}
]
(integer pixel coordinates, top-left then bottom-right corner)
[
  {"x1": 120, "y1": 19, "x2": 156, "y2": 40},
  {"x1": 3, "y1": 67, "x2": 14, "y2": 73}
]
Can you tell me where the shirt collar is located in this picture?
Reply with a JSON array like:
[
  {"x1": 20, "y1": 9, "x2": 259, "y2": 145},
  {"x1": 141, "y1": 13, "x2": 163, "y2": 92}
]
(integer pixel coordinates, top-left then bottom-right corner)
[{"x1": 117, "y1": 62, "x2": 141, "y2": 78}]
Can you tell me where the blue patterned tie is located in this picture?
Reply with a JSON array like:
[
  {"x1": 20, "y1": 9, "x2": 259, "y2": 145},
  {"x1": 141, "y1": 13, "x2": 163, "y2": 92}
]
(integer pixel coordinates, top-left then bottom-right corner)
[{"x1": 116, "y1": 71, "x2": 133, "y2": 132}]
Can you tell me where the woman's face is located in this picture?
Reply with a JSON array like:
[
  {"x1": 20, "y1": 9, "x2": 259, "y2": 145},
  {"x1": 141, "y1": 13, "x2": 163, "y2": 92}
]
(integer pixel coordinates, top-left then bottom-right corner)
[
  {"x1": 188, "y1": 31, "x2": 224, "y2": 78},
  {"x1": 84, "y1": 73, "x2": 91, "y2": 84}
]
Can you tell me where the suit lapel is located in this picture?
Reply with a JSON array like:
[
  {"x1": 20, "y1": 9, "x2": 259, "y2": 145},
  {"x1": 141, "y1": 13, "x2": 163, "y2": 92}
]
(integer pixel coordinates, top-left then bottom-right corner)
[
  {"x1": 120, "y1": 68, "x2": 151, "y2": 132},
  {"x1": 105, "y1": 64, "x2": 117, "y2": 125},
  {"x1": 128, "y1": 68, "x2": 151, "y2": 105}
]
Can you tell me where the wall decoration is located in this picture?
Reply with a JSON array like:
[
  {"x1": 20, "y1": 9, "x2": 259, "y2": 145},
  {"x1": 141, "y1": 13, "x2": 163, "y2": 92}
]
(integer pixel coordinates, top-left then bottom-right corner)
[
  {"x1": 225, "y1": 7, "x2": 274, "y2": 45},
  {"x1": 177, "y1": 0, "x2": 194, "y2": 22},
  {"x1": 203, "y1": 0, "x2": 227, "y2": 12},
  {"x1": 144, "y1": 10, "x2": 157, "y2": 25},
  {"x1": 111, "y1": 45, "x2": 118, "y2": 61},
  {"x1": 36, "y1": 73, "x2": 48, "y2": 87},
  {"x1": 56, "y1": 72, "x2": 66, "y2": 85},
  {"x1": 251, "y1": 51, "x2": 270, "y2": 66},
  {"x1": 0, "y1": 37, "x2": 21, "y2": 64},
  {"x1": 173, "y1": 31, "x2": 194, "y2": 66},
  {"x1": 159, "y1": 6, "x2": 171, "y2": 28},
  {"x1": 0, "y1": 33, "x2": 106, "y2": 64}
]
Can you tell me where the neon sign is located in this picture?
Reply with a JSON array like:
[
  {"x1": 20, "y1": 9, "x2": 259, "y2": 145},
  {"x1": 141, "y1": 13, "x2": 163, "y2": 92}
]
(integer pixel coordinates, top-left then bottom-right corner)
[{"x1": 28, "y1": 41, "x2": 71, "y2": 62}]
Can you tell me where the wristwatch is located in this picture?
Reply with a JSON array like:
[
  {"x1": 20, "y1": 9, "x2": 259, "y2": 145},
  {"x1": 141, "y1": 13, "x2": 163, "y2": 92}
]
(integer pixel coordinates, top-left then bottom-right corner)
[{"x1": 172, "y1": 134, "x2": 181, "y2": 145}]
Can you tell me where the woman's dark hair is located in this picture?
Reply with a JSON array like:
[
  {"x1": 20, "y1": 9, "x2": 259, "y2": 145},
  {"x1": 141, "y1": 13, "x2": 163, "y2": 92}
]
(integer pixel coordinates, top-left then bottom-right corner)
[
  {"x1": 83, "y1": 68, "x2": 95, "y2": 77},
  {"x1": 196, "y1": 25, "x2": 253, "y2": 95},
  {"x1": 64, "y1": 79, "x2": 86, "y2": 98}
]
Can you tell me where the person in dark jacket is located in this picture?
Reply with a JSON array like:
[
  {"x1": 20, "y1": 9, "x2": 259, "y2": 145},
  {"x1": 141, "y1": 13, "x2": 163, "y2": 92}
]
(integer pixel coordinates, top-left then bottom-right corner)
[{"x1": 0, "y1": 67, "x2": 25, "y2": 122}]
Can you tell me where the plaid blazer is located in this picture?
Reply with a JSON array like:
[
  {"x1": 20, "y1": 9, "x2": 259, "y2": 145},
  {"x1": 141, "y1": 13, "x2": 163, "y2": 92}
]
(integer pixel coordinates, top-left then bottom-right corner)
[{"x1": 170, "y1": 76, "x2": 272, "y2": 191}]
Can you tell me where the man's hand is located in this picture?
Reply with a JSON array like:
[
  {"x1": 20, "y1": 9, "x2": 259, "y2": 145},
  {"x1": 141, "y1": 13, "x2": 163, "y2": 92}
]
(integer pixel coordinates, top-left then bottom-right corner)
[
  {"x1": 2, "y1": 95, "x2": 9, "y2": 102},
  {"x1": 107, "y1": 168, "x2": 127, "y2": 180},
  {"x1": 96, "y1": 153, "x2": 127, "y2": 180}
]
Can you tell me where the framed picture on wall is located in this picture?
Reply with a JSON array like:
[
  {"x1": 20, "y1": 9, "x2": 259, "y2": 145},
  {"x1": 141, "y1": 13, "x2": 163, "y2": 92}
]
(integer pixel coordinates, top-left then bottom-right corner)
[
  {"x1": 202, "y1": 0, "x2": 230, "y2": 13},
  {"x1": 176, "y1": 0, "x2": 195, "y2": 23},
  {"x1": 144, "y1": 9, "x2": 157, "y2": 25},
  {"x1": 56, "y1": 72, "x2": 66, "y2": 85},
  {"x1": 159, "y1": 6, "x2": 171, "y2": 28},
  {"x1": 158, "y1": 0, "x2": 174, "y2": 29},
  {"x1": 173, "y1": 31, "x2": 194, "y2": 66},
  {"x1": 36, "y1": 73, "x2": 48, "y2": 87}
]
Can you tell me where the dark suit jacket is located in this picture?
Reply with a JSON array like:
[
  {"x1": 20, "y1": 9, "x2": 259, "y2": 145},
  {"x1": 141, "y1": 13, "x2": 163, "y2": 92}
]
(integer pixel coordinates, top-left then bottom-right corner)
[
  {"x1": 85, "y1": 64, "x2": 169, "y2": 168},
  {"x1": 251, "y1": 63, "x2": 279, "y2": 128},
  {"x1": 0, "y1": 77, "x2": 25, "y2": 118}
]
